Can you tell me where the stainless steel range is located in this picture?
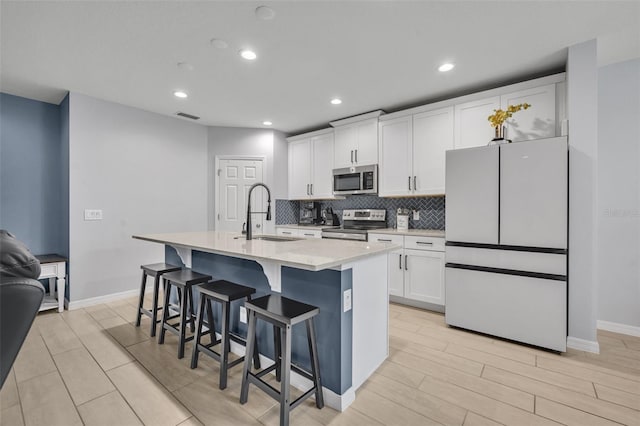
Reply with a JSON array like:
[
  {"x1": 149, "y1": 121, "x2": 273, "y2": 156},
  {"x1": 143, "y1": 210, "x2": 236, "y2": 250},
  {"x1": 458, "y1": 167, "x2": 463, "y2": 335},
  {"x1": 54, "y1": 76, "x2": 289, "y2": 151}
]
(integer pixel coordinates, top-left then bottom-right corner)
[{"x1": 321, "y1": 209, "x2": 387, "y2": 241}]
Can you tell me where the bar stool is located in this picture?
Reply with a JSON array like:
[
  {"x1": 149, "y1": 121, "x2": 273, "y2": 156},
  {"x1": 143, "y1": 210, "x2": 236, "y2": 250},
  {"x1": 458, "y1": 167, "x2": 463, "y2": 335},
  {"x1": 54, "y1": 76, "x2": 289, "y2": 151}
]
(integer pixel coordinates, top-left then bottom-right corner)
[
  {"x1": 240, "y1": 294, "x2": 323, "y2": 426},
  {"x1": 190, "y1": 280, "x2": 261, "y2": 389},
  {"x1": 136, "y1": 263, "x2": 181, "y2": 337},
  {"x1": 158, "y1": 269, "x2": 211, "y2": 359}
]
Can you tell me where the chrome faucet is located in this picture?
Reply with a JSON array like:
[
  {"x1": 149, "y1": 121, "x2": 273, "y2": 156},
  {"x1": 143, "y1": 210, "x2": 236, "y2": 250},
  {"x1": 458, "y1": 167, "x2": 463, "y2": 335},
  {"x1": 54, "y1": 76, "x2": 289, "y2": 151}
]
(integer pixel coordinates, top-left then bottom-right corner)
[{"x1": 245, "y1": 183, "x2": 272, "y2": 240}]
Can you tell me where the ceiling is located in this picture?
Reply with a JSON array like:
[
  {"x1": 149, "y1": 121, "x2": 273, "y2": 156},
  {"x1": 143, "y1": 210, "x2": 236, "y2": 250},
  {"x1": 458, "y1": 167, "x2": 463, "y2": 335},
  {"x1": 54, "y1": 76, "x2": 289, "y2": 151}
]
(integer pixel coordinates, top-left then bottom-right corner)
[{"x1": 1, "y1": 1, "x2": 638, "y2": 134}]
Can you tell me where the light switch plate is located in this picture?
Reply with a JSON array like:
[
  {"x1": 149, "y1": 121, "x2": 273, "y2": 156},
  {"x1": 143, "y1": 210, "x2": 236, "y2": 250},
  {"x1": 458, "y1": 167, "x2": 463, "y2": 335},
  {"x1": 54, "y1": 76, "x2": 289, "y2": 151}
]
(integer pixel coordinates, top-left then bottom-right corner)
[
  {"x1": 343, "y1": 289, "x2": 352, "y2": 312},
  {"x1": 413, "y1": 210, "x2": 420, "y2": 220},
  {"x1": 84, "y1": 209, "x2": 103, "y2": 221},
  {"x1": 239, "y1": 306, "x2": 247, "y2": 323}
]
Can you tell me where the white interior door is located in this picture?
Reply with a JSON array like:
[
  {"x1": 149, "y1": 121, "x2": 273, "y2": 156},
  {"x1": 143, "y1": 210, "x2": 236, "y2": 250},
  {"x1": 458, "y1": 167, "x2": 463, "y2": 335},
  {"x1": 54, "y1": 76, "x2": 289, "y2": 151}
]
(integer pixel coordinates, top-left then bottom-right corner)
[{"x1": 217, "y1": 159, "x2": 264, "y2": 234}]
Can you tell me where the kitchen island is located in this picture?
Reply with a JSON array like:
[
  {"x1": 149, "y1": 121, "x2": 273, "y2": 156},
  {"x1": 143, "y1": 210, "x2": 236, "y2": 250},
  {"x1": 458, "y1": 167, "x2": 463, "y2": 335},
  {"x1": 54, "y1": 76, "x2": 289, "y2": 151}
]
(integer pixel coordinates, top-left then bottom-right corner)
[{"x1": 132, "y1": 231, "x2": 398, "y2": 410}]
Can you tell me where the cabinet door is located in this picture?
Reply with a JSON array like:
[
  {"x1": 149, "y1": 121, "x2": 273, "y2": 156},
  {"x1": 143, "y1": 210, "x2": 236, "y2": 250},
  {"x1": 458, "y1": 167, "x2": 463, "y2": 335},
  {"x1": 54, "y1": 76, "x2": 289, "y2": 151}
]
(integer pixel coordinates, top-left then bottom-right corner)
[
  {"x1": 354, "y1": 118, "x2": 378, "y2": 165},
  {"x1": 501, "y1": 84, "x2": 556, "y2": 142},
  {"x1": 310, "y1": 132, "x2": 334, "y2": 198},
  {"x1": 388, "y1": 249, "x2": 404, "y2": 297},
  {"x1": 500, "y1": 137, "x2": 567, "y2": 249},
  {"x1": 454, "y1": 96, "x2": 500, "y2": 149},
  {"x1": 412, "y1": 107, "x2": 454, "y2": 195},
  {"x1": 445, "y1": 145, "x2": 499, "y2": 244},
  {"x1": 404, "y1": 249, "x2": 445, "y2": 305},
  {"x1": 288, "y1": 139, "x2": 311, "y2": 200},
  {"x1": 378, "y1": 116, "x2": 412, "y2": 197},
  {"x1": 333, "y1": 125, "x2": 357, "y2": 168}
]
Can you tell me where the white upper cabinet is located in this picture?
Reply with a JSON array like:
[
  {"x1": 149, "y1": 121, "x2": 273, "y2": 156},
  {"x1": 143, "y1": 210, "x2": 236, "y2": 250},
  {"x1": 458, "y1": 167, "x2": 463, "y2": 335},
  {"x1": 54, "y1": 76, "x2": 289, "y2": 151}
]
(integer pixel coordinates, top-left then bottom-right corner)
[
  {"x1": 412, "y1": 107, "x2": 454, "y2": 195},
  {"x1": 501, "y1": 84, "x2": 556, "y2": 142},
  {"x1": 378, "y1": 116, "x2": 412, "y2": 197},
  {"x1": 332, "y1": 113, "x2": 382, "y2": 168},
  {"x1": 310, "y1": 131, "x2": 334, "y2": 199},
  {"x1": 288, "y1": 138, "x2": 311, "y2": 199},
  {"x1": 378, "y1": 107, "x2": 453, "y2": 197},
  {"x1": 454, "y1": 96, "x2": 501, "y2": 149},
  {"x1": 287, "y1": 129, "x2": 335, "y2": 200}
]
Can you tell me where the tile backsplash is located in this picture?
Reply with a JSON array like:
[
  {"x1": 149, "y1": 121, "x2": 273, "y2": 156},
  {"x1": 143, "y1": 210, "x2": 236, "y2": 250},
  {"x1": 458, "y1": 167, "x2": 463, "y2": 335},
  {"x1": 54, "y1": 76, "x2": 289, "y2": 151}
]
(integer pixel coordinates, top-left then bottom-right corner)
[{"x1": 276, "y1": 195, "x2": 445, "y2": 229}]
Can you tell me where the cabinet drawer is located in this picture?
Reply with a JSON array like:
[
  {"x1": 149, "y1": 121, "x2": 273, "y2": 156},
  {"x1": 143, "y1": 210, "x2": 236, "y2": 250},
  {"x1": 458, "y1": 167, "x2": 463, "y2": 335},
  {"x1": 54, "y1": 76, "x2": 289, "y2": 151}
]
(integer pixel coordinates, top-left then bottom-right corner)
[
  {"x1": 299, "y1": 229, "x2": 321, "y2": 238},
  {"x1": 276, "y1": 228, "x2": 299, "y2": 237},
  {"x1": 404, "y1": 236, "x2": 444, "y2": 251},
  {"x1": 39, "y1": 263, "x2": 59, "y2": 278},
  {"x1": 368, "y1": 233, "x2": 404, "y2": 245}
]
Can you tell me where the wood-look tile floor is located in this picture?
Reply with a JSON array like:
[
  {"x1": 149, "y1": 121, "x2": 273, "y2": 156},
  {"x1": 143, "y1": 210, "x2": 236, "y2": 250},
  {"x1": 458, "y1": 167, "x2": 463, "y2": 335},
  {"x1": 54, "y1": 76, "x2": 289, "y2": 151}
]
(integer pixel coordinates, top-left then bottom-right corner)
[{"x1": 1, "y1": 296, "x2": 639, "y2": 426}]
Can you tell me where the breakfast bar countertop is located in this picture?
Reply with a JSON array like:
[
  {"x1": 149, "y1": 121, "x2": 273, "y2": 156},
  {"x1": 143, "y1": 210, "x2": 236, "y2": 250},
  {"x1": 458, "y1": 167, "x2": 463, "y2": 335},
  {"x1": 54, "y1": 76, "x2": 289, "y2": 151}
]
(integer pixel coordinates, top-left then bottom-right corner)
[{"x1": 132, "y1": 231, "x2": 399, "y2": 272}]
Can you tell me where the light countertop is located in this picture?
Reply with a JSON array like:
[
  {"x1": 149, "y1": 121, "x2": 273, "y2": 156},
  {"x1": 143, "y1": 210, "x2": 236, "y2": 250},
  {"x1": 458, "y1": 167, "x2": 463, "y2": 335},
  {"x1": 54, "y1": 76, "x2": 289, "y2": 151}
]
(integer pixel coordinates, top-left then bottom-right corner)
[{"x1": 133, "y1": 231, "x2": 399, "y2": 272}]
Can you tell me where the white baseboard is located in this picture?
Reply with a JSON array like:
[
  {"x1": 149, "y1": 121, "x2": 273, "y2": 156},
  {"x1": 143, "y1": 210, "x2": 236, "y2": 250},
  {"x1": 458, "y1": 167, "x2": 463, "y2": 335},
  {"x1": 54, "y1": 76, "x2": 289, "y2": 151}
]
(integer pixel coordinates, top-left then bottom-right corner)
[
  {"x1": 566, "y1": 336, "x2": 600, "y2": 354},
  {"x1": 67, "y1": 288, "x2": 140, "y2": 310},
  {"x1": 597, "y1": 320, "x2": 640, "y2": 337},
  {"x1": 227, "y1": 337, "x2": 353, "y2": 411}
]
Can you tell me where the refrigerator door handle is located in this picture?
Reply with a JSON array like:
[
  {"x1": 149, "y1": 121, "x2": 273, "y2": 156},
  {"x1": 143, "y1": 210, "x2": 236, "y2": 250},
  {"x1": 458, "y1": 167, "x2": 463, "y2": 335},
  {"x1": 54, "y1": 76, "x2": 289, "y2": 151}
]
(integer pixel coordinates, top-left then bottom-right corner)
[{"x1": 445, "y1": 262, "x2": 566, "y2": 281}]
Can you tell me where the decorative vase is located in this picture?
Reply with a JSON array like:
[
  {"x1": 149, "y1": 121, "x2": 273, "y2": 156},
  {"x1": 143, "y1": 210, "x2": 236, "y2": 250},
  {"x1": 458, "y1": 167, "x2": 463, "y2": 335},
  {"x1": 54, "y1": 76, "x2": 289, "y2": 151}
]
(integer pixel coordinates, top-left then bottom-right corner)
[{"x1": 489, "y1": 125, "x2": 511, "y2": 145}]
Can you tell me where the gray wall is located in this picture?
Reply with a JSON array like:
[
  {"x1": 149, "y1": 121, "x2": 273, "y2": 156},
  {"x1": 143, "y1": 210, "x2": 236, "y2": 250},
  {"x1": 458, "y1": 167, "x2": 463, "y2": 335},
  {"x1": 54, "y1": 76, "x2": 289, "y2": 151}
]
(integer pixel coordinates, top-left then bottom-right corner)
[
  {"x1": 597, "y1": 58, "x2": 640, "y2": 328},
  {"x1": 207, "y1": 127, "x2": 288, "y2": 234},
  {"x1": 567, "y1": 40, "x2": 599, "y2": 346},
  {"x1": 68, "y1": 93, "x2": 208, "y2": 302},
  {"x1": 0, "y1": 93, "x2": 65, "y2": 255}
]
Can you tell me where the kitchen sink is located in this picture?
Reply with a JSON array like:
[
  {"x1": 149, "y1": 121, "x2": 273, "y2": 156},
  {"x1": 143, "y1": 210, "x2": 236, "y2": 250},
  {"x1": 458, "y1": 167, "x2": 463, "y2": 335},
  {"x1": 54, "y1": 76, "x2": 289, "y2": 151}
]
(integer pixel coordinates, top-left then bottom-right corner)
[{"x1": 234, "y1": 235, "x2": 301, "y2": 242}]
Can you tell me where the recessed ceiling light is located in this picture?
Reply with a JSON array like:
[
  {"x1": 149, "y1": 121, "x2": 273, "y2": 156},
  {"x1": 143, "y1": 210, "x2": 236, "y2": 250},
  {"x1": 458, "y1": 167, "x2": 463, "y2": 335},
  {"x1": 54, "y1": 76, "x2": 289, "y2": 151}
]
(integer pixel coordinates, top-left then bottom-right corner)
[
  {"x1": 177, "y1": 62, "x2": 194, "y2": 71},
  {"x1": 438, "y1": 63, "x2": 455, "y2": 72},
  {"x1": 330, "y1": 98, "x2": 342, "y2": 105},
  {"x1": 173, "y1": 91, "x2": 188, "y2": 99},
  {"x1": 263, "y1": 121, "x2": 273, "y2": 126},
  {"x1": 240, "y1": 50, "x2": 257, "y2": 60},
  {"x1": 210, "y1": 38, "x2": 228, "y2": 49},
  {"x1": 255, "y1": 6, "x2": 276, "y2": 20}
]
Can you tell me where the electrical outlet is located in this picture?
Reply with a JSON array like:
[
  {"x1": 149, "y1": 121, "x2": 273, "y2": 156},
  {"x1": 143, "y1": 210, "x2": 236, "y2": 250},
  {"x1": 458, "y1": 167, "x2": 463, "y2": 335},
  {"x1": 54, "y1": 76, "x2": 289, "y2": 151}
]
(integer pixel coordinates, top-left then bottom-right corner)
[
  {"x1": 413, "y1": 210, "x2": 420, "y2": 220},
  {"x1": 343, "y1": 289, "x2": 352, "y2": 312},
  {"x1": 84, "y1": 209, "x2": 103, "y2": 221},
  {"x1": 240, "y1": 306, "x2": 247, "y2": 323}
]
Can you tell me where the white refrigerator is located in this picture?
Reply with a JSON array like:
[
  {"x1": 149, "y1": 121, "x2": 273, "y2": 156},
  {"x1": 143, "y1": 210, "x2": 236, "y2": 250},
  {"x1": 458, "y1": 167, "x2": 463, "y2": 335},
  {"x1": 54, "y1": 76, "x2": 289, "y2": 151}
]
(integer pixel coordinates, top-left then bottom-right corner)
[{"x1": 445, "y1": 136, "x2": 568, "y2": 351}]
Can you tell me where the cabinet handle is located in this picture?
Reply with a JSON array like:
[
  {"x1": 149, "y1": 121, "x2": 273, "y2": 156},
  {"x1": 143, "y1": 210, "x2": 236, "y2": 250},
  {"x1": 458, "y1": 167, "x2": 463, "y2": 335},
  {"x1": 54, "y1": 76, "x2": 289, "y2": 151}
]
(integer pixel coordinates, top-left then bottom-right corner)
[
  {"x1": 399, "y1": 254, "x2": 402, "y2": 270},
  {"x1": 310, "y1": 183, "x2": 313, "y2": 195},
  {"x1": 282, "y1": 231, "x2": 292, "y2": 235},
  {"x1": 416, "y1": 241, "x2": 433, "y2": 246},
  {"x1": 306, "y1": 184, "x2": 310, "y2": 195},
  {"x1": 408, "y1": 176, "x2": 411, "y2": 191},
  {"x1": 355, "y1": 149, "x2": 358, "y2": 163},
  {"x1": 377, "y1": 238, "x2": 392, "y2": 242},
  {"x1": 413, "y1": 176, "x2": 417, "y2": 190},
  {"x1": 405, "y1": 255, "x2": 408, "y2": 270},
  {"x1": 304, "y1": 233, "x2": 314, "y2": 237}
]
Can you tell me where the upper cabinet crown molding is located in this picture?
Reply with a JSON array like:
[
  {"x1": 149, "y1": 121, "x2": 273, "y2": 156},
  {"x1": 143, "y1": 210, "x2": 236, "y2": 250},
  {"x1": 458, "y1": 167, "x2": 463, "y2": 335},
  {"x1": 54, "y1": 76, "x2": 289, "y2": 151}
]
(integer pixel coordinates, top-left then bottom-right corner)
[
  {"x1": 286, "y1": 127, "x2": 334, "y2": 142},
  {"x1": 380, "y1": 72, "x2": 565, "y2": 122},
  {"x1": 329, "y1": 110, "x2": 385, "y2": 128}
]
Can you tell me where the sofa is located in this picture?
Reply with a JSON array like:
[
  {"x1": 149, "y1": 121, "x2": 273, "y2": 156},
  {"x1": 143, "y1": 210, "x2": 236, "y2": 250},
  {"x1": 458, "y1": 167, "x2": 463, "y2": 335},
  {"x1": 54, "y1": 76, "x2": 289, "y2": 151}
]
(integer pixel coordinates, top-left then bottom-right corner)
[{"x1": 0, "y1": 230, "x2": 44, "y2": 388}]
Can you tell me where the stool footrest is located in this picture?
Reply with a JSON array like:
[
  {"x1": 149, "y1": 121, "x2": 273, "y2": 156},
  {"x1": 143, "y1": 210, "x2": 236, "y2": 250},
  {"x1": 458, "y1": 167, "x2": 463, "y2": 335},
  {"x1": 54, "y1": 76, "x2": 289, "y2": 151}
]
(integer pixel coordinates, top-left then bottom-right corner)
[
  {"x1": 291, "y1": 388, "x2": 317, "y2": 410},
  {"x1": 247, "y1": 374, "x2": 280, "y2": 401},
  {"x1": 291, "y1": 364, "x2": 314, "y2": 382},
  {"x1": 255, "y1": 364, "x2": 278, "y2": 378}
]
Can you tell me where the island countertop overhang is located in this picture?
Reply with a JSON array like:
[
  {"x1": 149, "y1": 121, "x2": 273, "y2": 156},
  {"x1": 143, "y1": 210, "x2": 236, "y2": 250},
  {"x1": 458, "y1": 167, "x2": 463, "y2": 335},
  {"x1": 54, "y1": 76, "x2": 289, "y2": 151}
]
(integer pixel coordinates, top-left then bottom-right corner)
[{"x1": 132, "y1": 231, "x2": 400, "y2": 271}]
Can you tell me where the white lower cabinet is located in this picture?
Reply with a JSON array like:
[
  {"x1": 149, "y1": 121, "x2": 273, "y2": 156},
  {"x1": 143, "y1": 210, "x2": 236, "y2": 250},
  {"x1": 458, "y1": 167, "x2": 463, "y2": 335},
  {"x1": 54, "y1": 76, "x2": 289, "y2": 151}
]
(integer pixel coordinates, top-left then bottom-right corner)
[
  {"x1": 276, "y1": 227, "x2": 322, "y2": 238},
  {"x1": 370, "y1": 233, "x2": 445, "y2": 309}
]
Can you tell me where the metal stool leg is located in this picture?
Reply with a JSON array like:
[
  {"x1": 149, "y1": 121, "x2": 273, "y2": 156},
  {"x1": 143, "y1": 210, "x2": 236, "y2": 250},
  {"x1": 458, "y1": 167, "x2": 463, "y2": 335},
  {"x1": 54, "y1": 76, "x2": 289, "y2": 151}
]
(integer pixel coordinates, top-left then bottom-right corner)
[
  {"x1": 274, "y1": 325, "x2": 282, "y2": 381},
  {"x1": 246, "y1": 295, "x2": 261, "y2": 369},
  {"x1": 187, "y1": 287, "x2": 196, "y2": 332},
  {"x1": 240, "y1": 310, "x2": 257, "y2": 404},
  {"x1": 190, "y1": 295, "x2": 207, "y2": 369},
  {"x1": 150, "y1": 274, "x2": 161, "y2": 337},
  {"x1": 219, "y1": 300, "x2": 231, "y2": 389},
  {"x1": 206, "y1": 299, "x2": 216, "y2": 345},
  {"x1": 135, "y1": 271, "x2": 147, "y2": 327},
  {"x1": 280, "y1": 324, "x2": 292, "y2": 426},
  {"x1": 306, "y1": 318, "x2": 324, "y2": 408},
  {"x1": 178, "y1": 285, "x2": 188, "y2": 359},
  {"x1": 158, "y1": 280, "x2": 172, "y2": 344}
]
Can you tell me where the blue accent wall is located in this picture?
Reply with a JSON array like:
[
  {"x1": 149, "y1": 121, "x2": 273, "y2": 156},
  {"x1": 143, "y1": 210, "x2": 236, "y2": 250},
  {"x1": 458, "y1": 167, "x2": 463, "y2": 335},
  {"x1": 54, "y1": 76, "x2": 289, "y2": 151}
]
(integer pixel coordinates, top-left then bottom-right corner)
[
  {"x1": 0, "y1": 93, "x2": 66, "y2": 256},
  {"x1": 165, "y1": 246, "x2": 353, "y2": 394}
]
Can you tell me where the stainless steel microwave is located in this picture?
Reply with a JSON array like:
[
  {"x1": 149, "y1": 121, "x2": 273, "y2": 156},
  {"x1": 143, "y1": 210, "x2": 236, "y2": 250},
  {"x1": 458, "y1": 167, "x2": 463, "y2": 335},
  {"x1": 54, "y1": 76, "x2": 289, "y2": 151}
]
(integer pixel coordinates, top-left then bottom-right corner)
[{"x1": 332, "y1": 164, "x2": 378, "y2": 195}]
